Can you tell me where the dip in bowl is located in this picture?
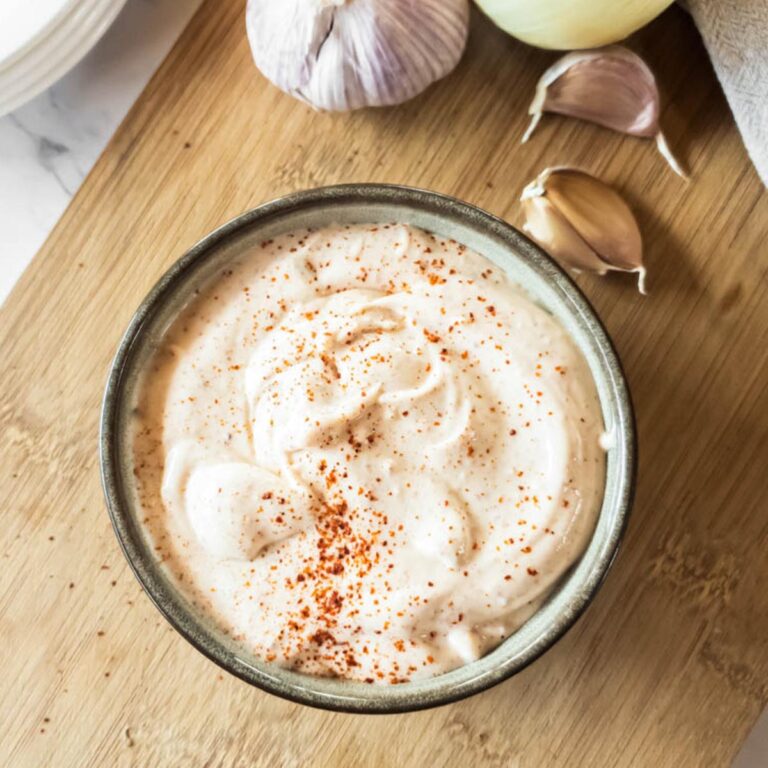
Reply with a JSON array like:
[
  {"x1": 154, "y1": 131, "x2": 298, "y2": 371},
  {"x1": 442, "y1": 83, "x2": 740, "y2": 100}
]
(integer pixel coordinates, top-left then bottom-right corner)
[{"x1": 101, "y1": 184, "x2": 635, "y2": 713}]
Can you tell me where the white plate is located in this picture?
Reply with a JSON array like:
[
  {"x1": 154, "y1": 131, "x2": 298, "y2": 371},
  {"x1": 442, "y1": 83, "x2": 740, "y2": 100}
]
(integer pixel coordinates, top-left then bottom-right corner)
[
  {"x1": 0, "y1": 0, "x2": 128, "y2": 116},
  {"x1": 0, "y1": 0, "x2": 76, "y2": 68}
]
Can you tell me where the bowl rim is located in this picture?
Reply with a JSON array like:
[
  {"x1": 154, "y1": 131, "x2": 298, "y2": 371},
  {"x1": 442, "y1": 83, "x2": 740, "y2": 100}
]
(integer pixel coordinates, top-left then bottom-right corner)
[{"x1": 100, "y1": 183, "x2": 636, "y2": 714}]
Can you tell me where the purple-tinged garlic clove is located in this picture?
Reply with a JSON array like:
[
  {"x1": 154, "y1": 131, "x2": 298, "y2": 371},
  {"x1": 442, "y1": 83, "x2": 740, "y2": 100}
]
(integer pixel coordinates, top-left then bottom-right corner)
[{"x1": 523, "y1": 47, "x2": 686, "y2": 178}]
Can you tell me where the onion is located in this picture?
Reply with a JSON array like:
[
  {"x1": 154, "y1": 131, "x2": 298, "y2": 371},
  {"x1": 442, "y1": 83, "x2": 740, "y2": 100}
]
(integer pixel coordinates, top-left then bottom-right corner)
[{"x1": 475, "y1": 0, "x2": 675, "y2": 50}]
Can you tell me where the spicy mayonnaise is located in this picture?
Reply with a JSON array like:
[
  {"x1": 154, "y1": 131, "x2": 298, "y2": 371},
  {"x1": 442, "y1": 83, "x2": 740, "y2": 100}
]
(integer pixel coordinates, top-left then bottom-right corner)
[{"x1": 132, "y1": 224, "x2": 605, "y2": 683}]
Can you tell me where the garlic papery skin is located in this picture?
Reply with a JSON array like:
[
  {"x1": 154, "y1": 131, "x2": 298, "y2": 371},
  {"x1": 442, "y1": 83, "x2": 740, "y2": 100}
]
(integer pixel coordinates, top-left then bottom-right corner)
[
  {"x1": 523, "y1": 47, "x2": 686, "y2": 178},
  {"x1": 521, "y1": 168, "x2": 647, "y2": 293},
  {"x1": 475, "y1": 0, "x2": 674, "y2": 50},
  {"x1": 246, "y1": 0, "x2": 470, "y2": 112},
  {"x1": 521, "y1": 194, "x2": 612, "y2": 275}
]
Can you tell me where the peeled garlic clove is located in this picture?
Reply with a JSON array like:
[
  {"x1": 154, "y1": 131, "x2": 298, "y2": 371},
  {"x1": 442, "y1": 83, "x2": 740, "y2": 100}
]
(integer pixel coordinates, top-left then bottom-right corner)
[
  {"x1": 523, "y1": 47, "x2": 686, "y2": 178},
  {"x1": 521, "y1": 168, "x2": 647, "y2": 293},
  {"x1": 246, "y1": 0, "x2": 470, "y2": 112}
]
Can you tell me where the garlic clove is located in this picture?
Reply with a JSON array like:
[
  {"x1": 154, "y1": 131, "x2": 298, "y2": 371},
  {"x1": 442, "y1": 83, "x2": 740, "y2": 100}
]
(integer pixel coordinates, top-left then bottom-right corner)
[
  {"x1": 544, "y1": 169, "x2": 643, "y2": 272},
  {"x1": 523, "y1": 47, "x2": 686, "y2": 178},
  {"x1": 521, "y1": 167, "x2": 647, "y2": 293},
  {"x1": 246, "y1": 0, "x2": 470, "y2": 112},
  {"x1": 524, "y1": 48, "x2": 658, "y2": 138},
  {"x1": 520, "y1": 195, "x2": 610, "y2": 274}
]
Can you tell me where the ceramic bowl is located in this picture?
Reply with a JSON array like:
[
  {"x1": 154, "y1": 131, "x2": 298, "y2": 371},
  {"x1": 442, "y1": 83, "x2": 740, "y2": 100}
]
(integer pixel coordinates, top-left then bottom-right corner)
[{"x1": 100, "y1": 184, "x2": 636, "y2": 713}]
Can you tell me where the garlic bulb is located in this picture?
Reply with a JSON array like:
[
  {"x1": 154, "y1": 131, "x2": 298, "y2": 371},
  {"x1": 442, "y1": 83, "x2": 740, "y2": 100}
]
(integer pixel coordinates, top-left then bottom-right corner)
[
  {"x1": 246, "y1": 0, "x2": 470, "y2": 112},
  {"x1": 521, "y1": 168, "x2": 647, "y2": 293},
  {"x1": 523, "y1": 47, "x2": 685, "y2": 178},
  {"x1": 475, "y1": 0, "x2": 674, "y2": 50}
]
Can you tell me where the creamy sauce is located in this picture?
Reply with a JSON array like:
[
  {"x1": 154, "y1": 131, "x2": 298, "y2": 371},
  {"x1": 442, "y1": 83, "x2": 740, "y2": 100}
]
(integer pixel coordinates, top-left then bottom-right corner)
[{"x1": 132, "y1": 223, "x2": 605, "y2": 684}]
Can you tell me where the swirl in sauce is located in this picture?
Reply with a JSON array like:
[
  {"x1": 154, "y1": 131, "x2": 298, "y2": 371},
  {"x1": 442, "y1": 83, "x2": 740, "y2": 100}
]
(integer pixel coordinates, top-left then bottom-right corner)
[{"x1": 132, "y1": 224, "x2": 605, "y2": 684}]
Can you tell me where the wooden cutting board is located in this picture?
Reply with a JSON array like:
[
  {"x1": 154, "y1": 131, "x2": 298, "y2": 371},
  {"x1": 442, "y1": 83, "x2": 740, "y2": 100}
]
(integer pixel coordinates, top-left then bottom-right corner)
[{"x1": 1, "y1": 2, "x2": 766, "y2": 766}]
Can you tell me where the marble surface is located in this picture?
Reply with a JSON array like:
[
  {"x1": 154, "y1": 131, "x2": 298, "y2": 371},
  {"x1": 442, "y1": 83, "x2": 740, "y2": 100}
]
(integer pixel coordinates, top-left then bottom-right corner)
[{"x1": 0, "y1": 0, "x2": 202, "y2": 305}]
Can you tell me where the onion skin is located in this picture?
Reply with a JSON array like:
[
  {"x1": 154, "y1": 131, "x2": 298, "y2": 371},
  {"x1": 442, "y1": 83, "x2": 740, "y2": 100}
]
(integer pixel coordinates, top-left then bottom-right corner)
[{"x1": 475, "y1": 0, "x2": 675, "y2": 50}]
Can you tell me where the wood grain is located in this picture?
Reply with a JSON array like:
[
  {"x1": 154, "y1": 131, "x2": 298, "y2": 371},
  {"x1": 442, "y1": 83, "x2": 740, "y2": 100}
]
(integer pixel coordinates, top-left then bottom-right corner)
[{"x1": 1, "y1": 3, "x2": 766, "y2": 766}]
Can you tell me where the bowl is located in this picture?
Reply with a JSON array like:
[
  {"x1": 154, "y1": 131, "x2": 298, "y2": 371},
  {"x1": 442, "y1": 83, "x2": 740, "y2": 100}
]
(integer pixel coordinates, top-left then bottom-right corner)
[{"x1": 100, "y1": 183, "x2": 636, "y2": 713}]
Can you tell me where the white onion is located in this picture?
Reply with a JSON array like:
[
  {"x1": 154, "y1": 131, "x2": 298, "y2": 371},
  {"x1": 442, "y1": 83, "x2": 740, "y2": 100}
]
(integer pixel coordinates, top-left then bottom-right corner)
[{"x1": 475, "y1": 0, "x2": 675, "y2": 50}]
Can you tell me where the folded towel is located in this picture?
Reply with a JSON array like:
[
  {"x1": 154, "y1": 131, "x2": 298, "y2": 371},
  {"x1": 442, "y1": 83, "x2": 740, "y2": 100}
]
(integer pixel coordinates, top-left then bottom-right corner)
[{"x1": 687, "y1": 0, "x2": 768, "y2": 184}]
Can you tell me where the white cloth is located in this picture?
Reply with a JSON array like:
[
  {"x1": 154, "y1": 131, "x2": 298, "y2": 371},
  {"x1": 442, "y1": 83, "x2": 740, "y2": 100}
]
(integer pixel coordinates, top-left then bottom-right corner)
[{"x1": 687, "y1": 0, "x2": 768, "y2": 184}]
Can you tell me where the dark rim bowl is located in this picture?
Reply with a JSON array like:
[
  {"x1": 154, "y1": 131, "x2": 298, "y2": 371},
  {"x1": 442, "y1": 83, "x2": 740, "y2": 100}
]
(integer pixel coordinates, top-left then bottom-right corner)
[{"x1": 100, "y1": 183, "x2": 636, "y2": 714}]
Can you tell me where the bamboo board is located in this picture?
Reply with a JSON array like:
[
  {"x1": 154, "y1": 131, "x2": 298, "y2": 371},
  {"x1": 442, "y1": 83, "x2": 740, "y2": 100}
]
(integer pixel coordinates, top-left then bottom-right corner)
[{"x1": 1, "y1": 3, "x2": 766, "y2": 766}]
